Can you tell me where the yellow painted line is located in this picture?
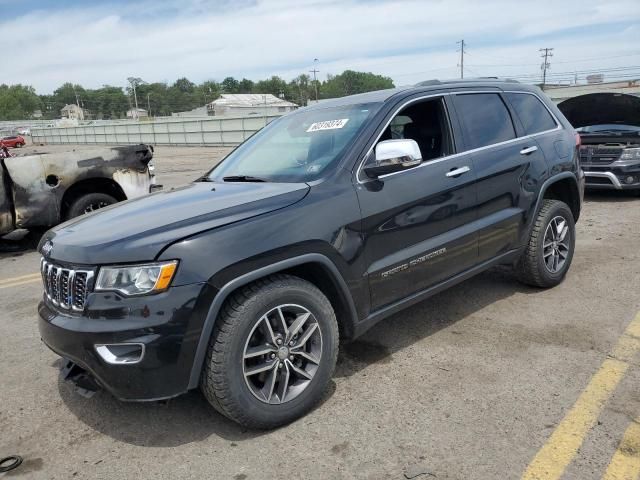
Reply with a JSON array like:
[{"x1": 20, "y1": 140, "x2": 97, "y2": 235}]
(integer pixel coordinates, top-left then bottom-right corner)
[
  {"x1": 522, "y1": 312, "x2": 640, "y2": 480},
  {"x1": 601, "y1": 418, "x2": 640, "y2": 480},
  {"x1": 0, "y1": 277, "x2": 41, "y2": 290},
  {"x1": 0, "y1": 272, "x2": 41, "y2": 286}
]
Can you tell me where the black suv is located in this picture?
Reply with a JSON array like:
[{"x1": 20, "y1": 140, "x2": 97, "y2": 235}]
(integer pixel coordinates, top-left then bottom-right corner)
[{"x1": 38, "y1": 80, "x2": 584, "y2": 429}]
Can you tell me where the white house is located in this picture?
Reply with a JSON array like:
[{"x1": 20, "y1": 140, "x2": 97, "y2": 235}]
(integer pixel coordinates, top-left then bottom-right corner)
[
  {"x1": 207, "y1": 94, "x2": 297, "y2": 117},
  {"x1": 60, "y1": 104, "x2": 85, "y2": 121},
  {"x1": 126, "y1": 108, "x2": 148, "y2": 119}
]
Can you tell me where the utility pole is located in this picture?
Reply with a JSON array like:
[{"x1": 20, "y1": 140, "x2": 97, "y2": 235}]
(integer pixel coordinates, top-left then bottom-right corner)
[
  {"x1": 132, "y1": 83, "x2": 139, "y2": 111},
  {"x1": 72, "y1": 85, "x2": 83, "y2": 120},
  {"x1": 456, "y1": 40, "x2": 466, "y2": 79},
  {"x1": 309, "y1": 58, "x2": 319, "y2": 101},
  {"x1": 539, "y1": 48, "x2": 554, "y2": 90},
  {"x1": 127, "y1": 77, "x2": 144, "y2": 119},
  {"x1": 147, "y1": 93, "x2": 151, "y2": 117}
]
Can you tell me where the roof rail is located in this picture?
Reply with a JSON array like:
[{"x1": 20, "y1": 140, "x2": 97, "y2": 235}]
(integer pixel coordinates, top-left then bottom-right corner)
[
  {"x1": 476, "y1": 77, "x2": 520, "y2": 83},
  {"x1": 414, "y1": 77, "x2": 520, "y2": 87},
  {"x1": 414, "y1": 79, "x2": 442, "y2": 87}
]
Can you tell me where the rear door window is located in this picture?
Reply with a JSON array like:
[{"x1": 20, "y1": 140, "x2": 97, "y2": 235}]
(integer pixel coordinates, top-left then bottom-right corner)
[
  {"x1": 506, "y1": 92, "x2": 557, "y2": 135},
  {"x1": 454, "y1": 93, "x2": 516, "y2": 150}
]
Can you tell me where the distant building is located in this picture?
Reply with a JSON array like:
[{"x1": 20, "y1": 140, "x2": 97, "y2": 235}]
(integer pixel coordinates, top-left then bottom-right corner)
[
  {"x1": 171, "y1": 106, "x2": 209, "y2": 118},
  {"x1": 545, "y1": 79, "x2": 640, "y2": 103},
  {"x1": 306, "y1": 99, "x2": 329, "y2": 106},
  {"x1": 207, "y1": 94, "x2": 297, "y2": 117},
  {"x1": 61, "y1": 104, "x2": 85, "y2": 121},
  {"x1": 32, "y1": 109, "x2": 43, "y2": 119},
  {"x1": 126, "y1": 108, "x2": 148, "y2": 119}
]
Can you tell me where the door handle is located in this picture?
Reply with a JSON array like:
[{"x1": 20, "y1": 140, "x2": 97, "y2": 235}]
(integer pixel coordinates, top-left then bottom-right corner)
[
  {"x1": 446, "y1": 166, "x2": 471, "y2": 178},
  {"x1": 520, "y1": 146, "x2": 538, "y2": 155}
]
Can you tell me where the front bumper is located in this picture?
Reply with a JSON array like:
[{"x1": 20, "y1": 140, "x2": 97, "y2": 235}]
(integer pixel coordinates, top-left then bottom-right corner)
[
  {"x1": 583, "y1": 160, "x2": 640, "y2": 190},
  {"x1": 38, "y1": 281, "x2": 210, "y2": 401}
]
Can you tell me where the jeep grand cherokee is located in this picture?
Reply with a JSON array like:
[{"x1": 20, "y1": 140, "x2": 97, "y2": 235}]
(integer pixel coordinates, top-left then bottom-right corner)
[{"x1": 38, "y1": 79, "x2": 584, "y2": 428}]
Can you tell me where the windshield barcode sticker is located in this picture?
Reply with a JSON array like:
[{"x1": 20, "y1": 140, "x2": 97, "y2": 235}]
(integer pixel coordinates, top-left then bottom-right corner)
[{"x1": 307, "y1": 118, "x2": 349, "y2": 132}]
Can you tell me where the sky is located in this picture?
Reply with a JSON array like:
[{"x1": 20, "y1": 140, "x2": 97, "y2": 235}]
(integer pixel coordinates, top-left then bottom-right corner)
[{"x1": 2, "y1": 0, "x2": 640, "y2": 94}]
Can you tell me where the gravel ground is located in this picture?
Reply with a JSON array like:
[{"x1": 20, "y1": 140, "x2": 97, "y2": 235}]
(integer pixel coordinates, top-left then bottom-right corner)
[{"x1": 0, "y1": 144, "x2": 639, "y2": 479}]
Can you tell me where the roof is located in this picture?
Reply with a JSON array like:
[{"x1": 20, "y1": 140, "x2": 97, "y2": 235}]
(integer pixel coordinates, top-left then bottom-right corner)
[
  {"x1": 301, "y1": 78, "x2": 536, "y2": 111},
  {"x1": 61, "y1": 104, "x2": 81, "y2": 111},
  {"x1": 209, "y1": 94, "x2": 297, "y2": 108}
]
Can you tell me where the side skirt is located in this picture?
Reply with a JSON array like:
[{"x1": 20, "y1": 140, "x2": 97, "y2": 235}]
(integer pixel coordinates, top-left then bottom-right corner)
[{"x1": 352, "y1": 248, "x2": 522, "y2": 338}]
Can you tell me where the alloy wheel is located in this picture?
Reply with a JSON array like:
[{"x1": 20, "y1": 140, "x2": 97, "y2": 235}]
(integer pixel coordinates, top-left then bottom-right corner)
[
  {"x1": 242, "y1": 304, "x2": 323, "y2": 404},
  {"x1": 543, "y1": 215, "x2": 571, "y2": 273}
]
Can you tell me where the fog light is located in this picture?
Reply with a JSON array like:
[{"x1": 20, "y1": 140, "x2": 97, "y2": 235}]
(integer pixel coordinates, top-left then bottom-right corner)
[
  {"x1": 624, "y1": 175, "x2": 636, "y2": 184},
  {"x1": 95, "y1": 343, "x2": 145, "y2": 364}
]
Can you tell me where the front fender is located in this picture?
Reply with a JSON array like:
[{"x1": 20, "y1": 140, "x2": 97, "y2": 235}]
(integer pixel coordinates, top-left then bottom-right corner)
[{"x1": 186, "y1": 253, "x2": 357, "y2": 389}]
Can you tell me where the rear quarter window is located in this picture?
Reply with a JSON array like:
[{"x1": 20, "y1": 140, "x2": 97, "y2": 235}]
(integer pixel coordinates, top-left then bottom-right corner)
[
  {"x1": 506, "y1": 92, "x2": 557, "y2": 135},
  {"x1": 454, "y1": 93, "x2": 516, "y2": 150}
]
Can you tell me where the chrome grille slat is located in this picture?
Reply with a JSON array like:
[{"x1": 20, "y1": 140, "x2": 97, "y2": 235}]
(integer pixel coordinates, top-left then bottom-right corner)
[
  {"x1": 59, "y1": 269, "x2": 71, "y2": 308},
  {"x1": 579, "y1": 146, "x2": 623, "y2": 165},
  {"x1": 40, "y1": 258, "x2": 93, "y2": 311}
]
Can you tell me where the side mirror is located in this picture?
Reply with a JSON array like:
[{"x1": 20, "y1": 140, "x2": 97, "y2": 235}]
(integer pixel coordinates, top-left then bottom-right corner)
[{"x1": 363, "y1": 139, "x2": 423, "y2": 179}]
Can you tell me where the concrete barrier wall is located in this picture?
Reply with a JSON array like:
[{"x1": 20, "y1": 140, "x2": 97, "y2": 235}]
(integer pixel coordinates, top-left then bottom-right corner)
[{"x1": 31, "y1": 115, "x2": 281, "y2": 146}]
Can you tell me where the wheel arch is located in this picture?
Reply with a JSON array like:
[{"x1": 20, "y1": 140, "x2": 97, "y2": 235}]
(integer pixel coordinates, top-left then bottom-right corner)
[
  {"x1": 538, "y1": 173, "x2": 581, "y2": 222},
  {"x1": 187, "y1": 253, "x2": 358, "y2": 389},
  {"x1": 61, "y1": 177, "x2": 127, "y2": 219}
]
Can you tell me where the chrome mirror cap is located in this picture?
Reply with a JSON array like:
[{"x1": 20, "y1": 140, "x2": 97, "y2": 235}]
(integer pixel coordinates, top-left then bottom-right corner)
[{"x1": 364, "y1": 139, "x2": 423, "y2": 178}]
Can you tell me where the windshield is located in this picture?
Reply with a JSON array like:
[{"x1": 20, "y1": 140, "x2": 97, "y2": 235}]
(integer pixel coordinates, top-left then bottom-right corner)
[
  {"x1": 576, "y1": 124, "x2": 640, "y2": 133},
  {"x1": 208, "y1": 103, "x2": 380, "y2": 183}
]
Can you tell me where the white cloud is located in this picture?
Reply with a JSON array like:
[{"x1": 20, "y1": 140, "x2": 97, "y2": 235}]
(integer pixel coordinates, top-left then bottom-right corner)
[{"x1": 3, "y1": 0, "x2": 640, "y2": 92}]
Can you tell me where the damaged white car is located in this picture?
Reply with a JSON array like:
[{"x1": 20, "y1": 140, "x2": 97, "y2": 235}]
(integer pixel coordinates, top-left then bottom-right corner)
[{"x1": 0, "y1": 144, "x2": 158, "y2": 236}]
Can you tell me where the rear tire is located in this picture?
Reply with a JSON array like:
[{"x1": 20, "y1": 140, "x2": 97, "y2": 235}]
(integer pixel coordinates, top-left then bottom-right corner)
[
  {"x1": 66, "y1": 193, "x2": 117, "y2": 219},
  {"x1": 516, "y1": 199, "x2": 576, "y2": 288},
  {"x1": 201, "y1": 274, "x2": 339, "y2": 429}
]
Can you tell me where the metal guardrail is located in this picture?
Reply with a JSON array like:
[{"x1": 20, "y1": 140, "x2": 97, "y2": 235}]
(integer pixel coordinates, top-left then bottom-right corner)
[{"x1": 30, "y1": 115, "x2": 282, "y2": 146}]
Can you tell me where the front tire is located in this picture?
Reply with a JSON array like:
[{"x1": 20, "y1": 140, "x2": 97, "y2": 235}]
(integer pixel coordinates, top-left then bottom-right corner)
[
  {"x1": 201, "y1": 274, "x2": 339, "y2": 429},
  {"x1": 516, "y1": 199, "x2": 576, "y2": 288},
  {"x1": 66, "y1": 193, "x2": 117, "y2": 219}
]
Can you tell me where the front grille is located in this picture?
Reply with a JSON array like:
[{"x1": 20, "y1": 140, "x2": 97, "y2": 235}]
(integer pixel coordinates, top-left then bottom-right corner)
[
  {"x1": 41, "y1": 259, "x2": 94, "y2": 311},
  {"x1": 579, "y1": 146, "x2": 623, "y2": 165}
]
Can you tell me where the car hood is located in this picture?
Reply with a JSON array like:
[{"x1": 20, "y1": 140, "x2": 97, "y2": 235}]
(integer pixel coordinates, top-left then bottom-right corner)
[
  {"x1": 42, "y1": 181, "x2": 309, "y2": 264},
  {"x1": 558, "y1": 93, "x2": 640, "y2": 129}
]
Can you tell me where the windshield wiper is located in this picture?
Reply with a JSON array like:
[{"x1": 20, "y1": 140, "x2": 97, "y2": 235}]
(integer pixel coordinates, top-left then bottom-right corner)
[{"x1": 222, "y1": 175, "x2": 268, "y2": 182}]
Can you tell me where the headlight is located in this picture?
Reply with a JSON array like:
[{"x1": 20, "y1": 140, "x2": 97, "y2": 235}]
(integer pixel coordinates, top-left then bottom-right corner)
[
  {"x1": 95, "y1": 260, "x2": 178, "y2": 296},
  {"x1": 620, "y1": 148, "x2": 640, "y2": 160}
]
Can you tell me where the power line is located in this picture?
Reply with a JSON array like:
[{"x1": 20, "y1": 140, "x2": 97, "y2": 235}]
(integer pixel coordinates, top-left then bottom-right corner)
[{"x1": 465, "y1": 51, "x2": 640, "y2": 68}]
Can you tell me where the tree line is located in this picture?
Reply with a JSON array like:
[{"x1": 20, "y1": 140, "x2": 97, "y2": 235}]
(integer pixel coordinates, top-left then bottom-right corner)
[{"x1": 0, "y1": 70, "x2": 394, "y2": 121}]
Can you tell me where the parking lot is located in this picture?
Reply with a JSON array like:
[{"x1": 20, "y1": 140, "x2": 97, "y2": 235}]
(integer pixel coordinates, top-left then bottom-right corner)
[{"x1": 1, "y1": 145, "x2": 639, "y2": 479}]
